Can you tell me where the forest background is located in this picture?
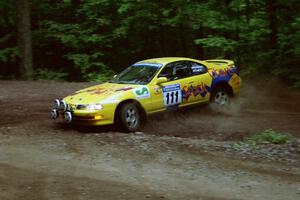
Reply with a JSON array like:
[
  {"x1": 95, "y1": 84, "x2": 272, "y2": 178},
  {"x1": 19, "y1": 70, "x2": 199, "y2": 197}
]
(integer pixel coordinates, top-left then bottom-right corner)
[{"x1": 0, "y1": 0, "x2": 299, "y2": 88}]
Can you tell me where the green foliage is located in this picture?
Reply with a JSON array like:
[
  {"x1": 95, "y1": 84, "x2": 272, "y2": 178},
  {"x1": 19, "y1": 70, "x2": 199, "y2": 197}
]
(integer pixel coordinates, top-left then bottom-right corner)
[
  {"x1": 232, "y1": 129, "x2": 292, "y2": 150},
  {"x1": 84, "y1": 71, "x2": 114, "y2": 83},
  {"x1": 0, "y1": 47, "x2": 18, "y2": 63},
  {"x1": 251, "y1": 129, "x2": 292, "y2": 144},
  {"x1": 0, "y1": 0, "x2": 299, "y2": 86},
  {"x1": 33, "y1": 68, "x2": 68, "y2": 81},
  {"x1": 195, "y1": 36, "x2": 238, "y2": 54},
  {"x1": 290, "y1": 76, "x2": 300, "y2": 89},
  {"x1": 66, "y1": 53, "x2": 104, "y2": 74},
  {"x1": 65, "y1": 53, "x2": 114, "y2": 81}
]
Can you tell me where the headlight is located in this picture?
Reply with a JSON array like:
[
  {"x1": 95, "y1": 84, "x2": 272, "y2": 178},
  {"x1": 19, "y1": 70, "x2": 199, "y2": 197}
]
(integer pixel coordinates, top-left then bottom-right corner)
[
  {"x1": 94, "y1": 104, "x2": 103, "y2": 110},
  {"x1": 86, "y1": 104, "x2": 103, "y2": 110}
]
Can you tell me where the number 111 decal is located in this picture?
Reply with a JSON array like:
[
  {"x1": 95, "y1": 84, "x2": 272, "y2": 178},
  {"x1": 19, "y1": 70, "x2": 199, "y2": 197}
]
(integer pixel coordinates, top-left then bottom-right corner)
[{"x1": 162, "y1": 84, "x2": 182, "y2": 106}]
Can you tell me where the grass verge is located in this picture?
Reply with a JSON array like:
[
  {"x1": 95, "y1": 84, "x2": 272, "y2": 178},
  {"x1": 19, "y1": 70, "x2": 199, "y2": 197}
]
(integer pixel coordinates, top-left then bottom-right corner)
[{"x1": 232, "y1": 129, "x2": 293, "y2": 150}]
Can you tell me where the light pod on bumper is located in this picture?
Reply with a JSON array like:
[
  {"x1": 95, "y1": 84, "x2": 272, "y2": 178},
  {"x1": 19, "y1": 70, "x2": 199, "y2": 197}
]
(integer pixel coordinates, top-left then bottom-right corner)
[
  {"x1": 59, "y1": 100, "x2": 67, "y2": 111},
  {"x1": 53, "y1": 99, "x2": 60, "y2": 109},
  {"x1": 64, "y1": 111, "x2": 72, "y2": 123},
  {"x1": 51, "y1": 109, "x2": 59, "y2": 119}
]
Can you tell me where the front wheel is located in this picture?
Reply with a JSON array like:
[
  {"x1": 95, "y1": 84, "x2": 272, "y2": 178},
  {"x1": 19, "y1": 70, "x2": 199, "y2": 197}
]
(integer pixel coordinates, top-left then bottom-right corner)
[{"x1": 116, "y1": 103, "x2": 141, "y2": 132}]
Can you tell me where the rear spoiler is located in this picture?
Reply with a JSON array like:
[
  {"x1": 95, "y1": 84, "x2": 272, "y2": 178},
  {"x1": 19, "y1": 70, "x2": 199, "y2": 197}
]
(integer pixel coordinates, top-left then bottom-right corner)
[{"x1": 204, "y1": 59, "x2": 235, "y2": 67}]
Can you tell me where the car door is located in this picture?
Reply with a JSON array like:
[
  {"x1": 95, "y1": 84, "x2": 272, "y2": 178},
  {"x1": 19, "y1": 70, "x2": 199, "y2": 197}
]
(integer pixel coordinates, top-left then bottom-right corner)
[
  {"x1": 183, "y1": 61, "x2": 212, "y2": 104},
  {"x1": 150, "y1": 61, "x2": 196, "y2": 112}
]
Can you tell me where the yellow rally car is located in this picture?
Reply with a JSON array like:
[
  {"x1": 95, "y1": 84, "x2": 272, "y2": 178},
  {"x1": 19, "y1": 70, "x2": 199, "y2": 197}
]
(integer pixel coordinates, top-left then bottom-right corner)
[{"x1": 51, "y1": 57, "x2": 242, "y2": 132}]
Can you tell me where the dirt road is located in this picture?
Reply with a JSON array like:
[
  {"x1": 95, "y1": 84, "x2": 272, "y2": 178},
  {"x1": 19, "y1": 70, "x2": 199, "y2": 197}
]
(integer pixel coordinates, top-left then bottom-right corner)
[{"x1": 0, "y1": 79, "x2": 300, "y2": 200}]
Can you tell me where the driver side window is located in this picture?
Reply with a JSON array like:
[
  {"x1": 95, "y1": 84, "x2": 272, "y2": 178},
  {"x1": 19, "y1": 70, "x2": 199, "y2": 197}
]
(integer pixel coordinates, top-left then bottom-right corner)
[{"x1": 158, "y1": 61, "x2": 191, "y2": 81}]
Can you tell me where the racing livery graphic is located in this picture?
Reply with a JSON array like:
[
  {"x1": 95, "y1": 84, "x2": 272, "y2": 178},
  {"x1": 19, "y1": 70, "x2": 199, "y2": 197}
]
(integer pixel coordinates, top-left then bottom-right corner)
[
  {"x1": 182, "y1": 82, "x2": 210, "y2": 100},
  {"x1": 51, "y1": 57, "x2": 242, "y2": 132}
]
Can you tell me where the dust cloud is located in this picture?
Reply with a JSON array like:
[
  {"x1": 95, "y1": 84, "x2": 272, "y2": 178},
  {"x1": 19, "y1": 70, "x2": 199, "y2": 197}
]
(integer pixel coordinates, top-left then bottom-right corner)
[{"x1": 144, "y1": 77, "x2": 300, "y2": 139}]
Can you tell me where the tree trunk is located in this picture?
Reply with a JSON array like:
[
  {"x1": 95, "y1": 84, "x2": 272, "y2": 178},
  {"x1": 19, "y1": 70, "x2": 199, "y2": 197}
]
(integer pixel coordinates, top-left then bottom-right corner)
[
  {"x1": 195, "y1": 24, "x2": 204, "y2": 59},
  {"x1": 245, "y1": 0, "x2": 250, "y2": 24},
  {"x1": 267, "y1": 0, "x2": 278, "y2": 50},
  {"x1": 16, "y1": 0, "x2": 33, "y2": 79},
  {"x1": 159, "y1": 26, "x2": 167, "y2": 56}
]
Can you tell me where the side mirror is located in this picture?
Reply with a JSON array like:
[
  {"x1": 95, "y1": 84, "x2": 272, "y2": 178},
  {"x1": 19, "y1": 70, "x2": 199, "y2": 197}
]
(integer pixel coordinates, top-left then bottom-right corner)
[{"x1": 156, "y1": 77, "x2": 167, "y2": 85}]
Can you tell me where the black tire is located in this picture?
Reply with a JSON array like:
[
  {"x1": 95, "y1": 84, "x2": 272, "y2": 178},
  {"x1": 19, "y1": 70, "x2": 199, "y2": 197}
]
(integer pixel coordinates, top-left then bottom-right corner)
[{"x1": 116, "y1": 103, "x2": 141, "y2": 132}]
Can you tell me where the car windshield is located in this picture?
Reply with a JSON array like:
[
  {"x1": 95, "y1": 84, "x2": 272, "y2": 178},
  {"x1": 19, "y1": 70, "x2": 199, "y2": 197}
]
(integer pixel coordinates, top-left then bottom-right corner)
[{"x1": 109, "y1": 63, "x2": 162, "y2": 85}]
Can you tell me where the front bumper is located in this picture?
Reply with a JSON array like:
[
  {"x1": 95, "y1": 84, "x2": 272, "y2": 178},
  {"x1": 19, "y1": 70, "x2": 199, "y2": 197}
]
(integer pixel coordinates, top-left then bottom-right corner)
[{"x1": 51, "y1": 99, "x2": 115, "y2": 126}]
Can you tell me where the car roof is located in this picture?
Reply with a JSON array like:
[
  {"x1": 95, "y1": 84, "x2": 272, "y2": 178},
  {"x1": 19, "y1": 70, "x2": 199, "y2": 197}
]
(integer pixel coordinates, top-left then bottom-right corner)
[{"x1": 136, "y1": 57, "x2": 202, "y2": 66}]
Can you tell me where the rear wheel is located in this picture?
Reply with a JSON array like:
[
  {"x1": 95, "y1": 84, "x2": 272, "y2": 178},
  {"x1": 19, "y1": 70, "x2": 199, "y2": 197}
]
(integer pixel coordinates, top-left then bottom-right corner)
[
  {"x1": 212, "y1": 90, "x2": 230, "y2": 106},
  {"x1": 117, "y1": 103, "x2": 141, "y2": 132},
  {"x1": 210, "y1": 86, "x2": 232, "y2": 109}
]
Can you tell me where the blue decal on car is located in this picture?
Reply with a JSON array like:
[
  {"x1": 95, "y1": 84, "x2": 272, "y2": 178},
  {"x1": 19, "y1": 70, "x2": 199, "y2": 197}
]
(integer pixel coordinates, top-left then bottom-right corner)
[
  {"x1": 209, "y1": 67, "x2": 237, "y2": 89},
  {"x1": 133, "y1": 63, "x2": 163, "y2": 68}
]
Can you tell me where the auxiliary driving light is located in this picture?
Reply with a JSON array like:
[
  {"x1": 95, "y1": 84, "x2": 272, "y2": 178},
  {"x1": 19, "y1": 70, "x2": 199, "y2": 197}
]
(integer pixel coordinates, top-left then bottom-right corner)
[
  {"x1": 59, "y1": 100, "x2": 67, "y2": 111},
  {"x1": 51, "y1": 109, "x2": 59, "y2": 119},
  {"x1": 53, "y1": 99, "x2": 60, "y2": 109},
  {"x1": 64, "y1": 111, "x2": 72, "y2": 123}
]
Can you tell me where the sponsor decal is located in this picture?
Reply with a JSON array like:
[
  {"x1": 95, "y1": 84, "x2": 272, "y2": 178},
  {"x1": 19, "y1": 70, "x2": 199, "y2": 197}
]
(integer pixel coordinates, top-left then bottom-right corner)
[
  {"x1": 191, "y1": 65, "x2": 206, "y2": 73},
  {"x1": 162, "y1": 84, "x2": 182, "y2": 106},
  {"x1": 134, "y1": 86, "x2": 150, "y2": 99}
]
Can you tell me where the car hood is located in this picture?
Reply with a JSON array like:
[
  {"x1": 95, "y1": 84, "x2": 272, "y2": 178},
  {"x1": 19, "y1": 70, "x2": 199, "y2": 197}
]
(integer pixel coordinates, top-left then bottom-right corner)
[{"x1": 64, "y1": 82, "x2": 139, "y2": 104}]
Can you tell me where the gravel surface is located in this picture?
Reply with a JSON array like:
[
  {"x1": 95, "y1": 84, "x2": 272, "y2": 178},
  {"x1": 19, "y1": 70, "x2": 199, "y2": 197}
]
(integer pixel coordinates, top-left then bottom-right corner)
[{"x1": 0, "y1": 79, "x2": 299, "y2": 200}]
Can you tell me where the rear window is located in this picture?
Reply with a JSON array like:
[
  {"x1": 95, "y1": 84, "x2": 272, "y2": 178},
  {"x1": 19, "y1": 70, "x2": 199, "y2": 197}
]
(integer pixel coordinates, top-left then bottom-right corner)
[{"x1": 190, "y1": 62, "x2": 207, "y2": 75}]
